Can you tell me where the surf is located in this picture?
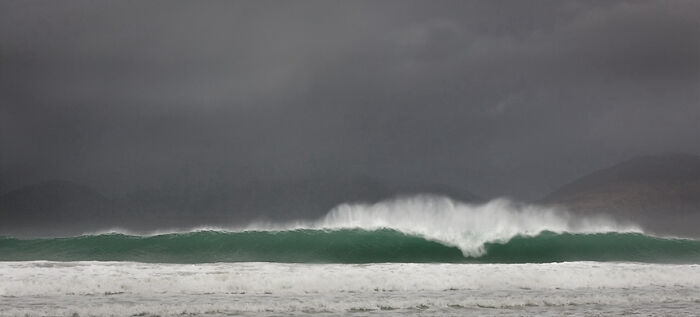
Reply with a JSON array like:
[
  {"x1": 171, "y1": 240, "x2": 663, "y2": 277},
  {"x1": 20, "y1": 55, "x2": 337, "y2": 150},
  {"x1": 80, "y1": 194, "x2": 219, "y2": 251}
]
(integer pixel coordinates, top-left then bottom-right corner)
[
  {"x1": 1, "y1": 196, "x2": 698, "y2": 263},
  {"x1": 1, "y1": 229, "x2": 699, "y2": 263}
]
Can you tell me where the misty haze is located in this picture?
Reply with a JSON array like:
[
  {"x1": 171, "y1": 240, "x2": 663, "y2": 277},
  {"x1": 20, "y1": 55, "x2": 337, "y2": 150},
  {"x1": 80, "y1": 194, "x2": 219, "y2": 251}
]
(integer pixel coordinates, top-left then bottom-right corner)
[{"x1": 1, "y1": 1, "x2": 699, "y2": 316}]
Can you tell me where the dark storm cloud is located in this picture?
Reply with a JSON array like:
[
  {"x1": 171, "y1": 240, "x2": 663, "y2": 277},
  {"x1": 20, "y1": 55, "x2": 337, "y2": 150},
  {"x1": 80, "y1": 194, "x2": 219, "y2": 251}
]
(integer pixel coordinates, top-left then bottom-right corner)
[{"x1": 1, "y1": 0, "x2": 698, "y2": 200}]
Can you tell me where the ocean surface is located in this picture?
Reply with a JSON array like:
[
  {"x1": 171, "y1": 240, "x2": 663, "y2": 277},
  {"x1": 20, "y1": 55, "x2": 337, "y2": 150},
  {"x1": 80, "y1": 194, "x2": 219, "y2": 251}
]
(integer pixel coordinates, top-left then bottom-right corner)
[{"x1": 1, "y1": 196, "x2": 699, "y2": 316}]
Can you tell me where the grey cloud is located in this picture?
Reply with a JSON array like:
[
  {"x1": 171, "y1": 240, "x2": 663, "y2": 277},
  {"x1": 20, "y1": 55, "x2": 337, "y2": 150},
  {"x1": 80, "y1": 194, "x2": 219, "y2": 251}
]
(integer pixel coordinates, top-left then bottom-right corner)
[{"x1": 0, "y1": 0, "x2": 698, "y2": 201}]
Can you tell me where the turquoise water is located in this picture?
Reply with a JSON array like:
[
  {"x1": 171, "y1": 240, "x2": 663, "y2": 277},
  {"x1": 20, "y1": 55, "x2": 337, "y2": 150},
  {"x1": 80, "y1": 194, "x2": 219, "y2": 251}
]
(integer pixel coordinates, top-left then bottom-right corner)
[{"x1": 2, "y1": 229, "x2": 698, "y2": 263}]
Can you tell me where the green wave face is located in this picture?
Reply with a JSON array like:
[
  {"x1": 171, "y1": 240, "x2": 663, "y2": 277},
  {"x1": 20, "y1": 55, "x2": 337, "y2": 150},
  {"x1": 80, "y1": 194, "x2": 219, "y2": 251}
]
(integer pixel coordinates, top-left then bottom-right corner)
[
  {"x1": 1, "y1": 229, "x2": 699, "y2": 264},
  {"x1": 481, "y1": 231, "x2": 700, "y2": 263}
]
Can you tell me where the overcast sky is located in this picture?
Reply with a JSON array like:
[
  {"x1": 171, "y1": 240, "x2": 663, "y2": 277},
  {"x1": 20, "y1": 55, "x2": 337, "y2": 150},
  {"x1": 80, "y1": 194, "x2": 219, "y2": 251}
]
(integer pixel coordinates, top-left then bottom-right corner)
[{"x1": 1, "y1": 0, "x2": 698, "y2": 200}]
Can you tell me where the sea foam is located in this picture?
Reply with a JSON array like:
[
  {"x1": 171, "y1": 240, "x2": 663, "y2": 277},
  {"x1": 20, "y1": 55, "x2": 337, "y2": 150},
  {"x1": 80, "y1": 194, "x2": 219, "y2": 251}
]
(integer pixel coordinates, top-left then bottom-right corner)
[
  {"x1": 247, "y1": 195, "x2": 641, "y2": 256},
  {"x1": 1, "y1": 261, "x2": 699, "y2": 316}
]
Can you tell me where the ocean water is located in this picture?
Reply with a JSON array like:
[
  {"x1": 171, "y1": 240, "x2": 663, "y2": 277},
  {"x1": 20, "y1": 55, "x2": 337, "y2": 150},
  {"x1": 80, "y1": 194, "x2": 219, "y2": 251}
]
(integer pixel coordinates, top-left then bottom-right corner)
[{"x1": 1, "y1": 196, "x2": 699, "y2": 316}]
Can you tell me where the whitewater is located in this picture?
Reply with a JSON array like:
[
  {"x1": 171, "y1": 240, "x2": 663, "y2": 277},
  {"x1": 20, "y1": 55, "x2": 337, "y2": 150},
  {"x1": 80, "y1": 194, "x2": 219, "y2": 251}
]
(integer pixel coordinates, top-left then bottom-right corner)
[
  {"x1": 247, "y1": 195, "x2": 643, "y2": 257},
  {"x1": 2, "y1": 195, "x2": 700, "y2": 316}
]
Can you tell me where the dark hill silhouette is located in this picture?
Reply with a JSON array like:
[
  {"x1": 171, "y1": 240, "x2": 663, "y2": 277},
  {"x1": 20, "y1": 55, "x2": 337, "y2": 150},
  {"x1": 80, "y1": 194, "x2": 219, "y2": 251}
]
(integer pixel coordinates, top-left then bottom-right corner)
[
  {"x1": 542, "y1": 153, "x2": 700, "y2": 237},
  {"x1": 0, "y1": 178, "x2": 481, "y2": 236},
  {"x1": 123, "y1": 177, "x2": 481, "y2": 227},
  {"x1": 0, "y1": 180, "x2": 120, "y2": 236}
]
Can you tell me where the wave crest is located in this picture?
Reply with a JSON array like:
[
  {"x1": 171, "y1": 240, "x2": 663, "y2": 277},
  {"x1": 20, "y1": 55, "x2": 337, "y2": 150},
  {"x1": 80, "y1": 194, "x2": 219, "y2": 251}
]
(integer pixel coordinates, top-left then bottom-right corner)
[{"x1": 248, "y1": 195, "x2": 641, "y2": 256}]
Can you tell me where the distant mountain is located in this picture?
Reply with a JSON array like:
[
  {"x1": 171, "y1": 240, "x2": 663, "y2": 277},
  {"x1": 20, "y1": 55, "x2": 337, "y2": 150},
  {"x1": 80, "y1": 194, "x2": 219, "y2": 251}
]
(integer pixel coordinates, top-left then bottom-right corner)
[
  {"x1": 0, "y1": 180, "x2": 120, "y2": 236},
  {"x1": 0, "y1": 178, "x2": 481, "y2": 236},
  {"x1": 542, "y1": 153, "x2": 700, "y2": 237},
  {"x1": 123, "y1": 177, "x2": 482, "y2": 224}
]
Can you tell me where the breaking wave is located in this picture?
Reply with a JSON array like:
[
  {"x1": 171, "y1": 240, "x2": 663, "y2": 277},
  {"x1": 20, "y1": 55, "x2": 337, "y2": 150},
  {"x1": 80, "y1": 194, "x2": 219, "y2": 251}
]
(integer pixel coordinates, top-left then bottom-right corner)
[{"x1": 1, "y1": 196, "x2": 697, "y2": 263}]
